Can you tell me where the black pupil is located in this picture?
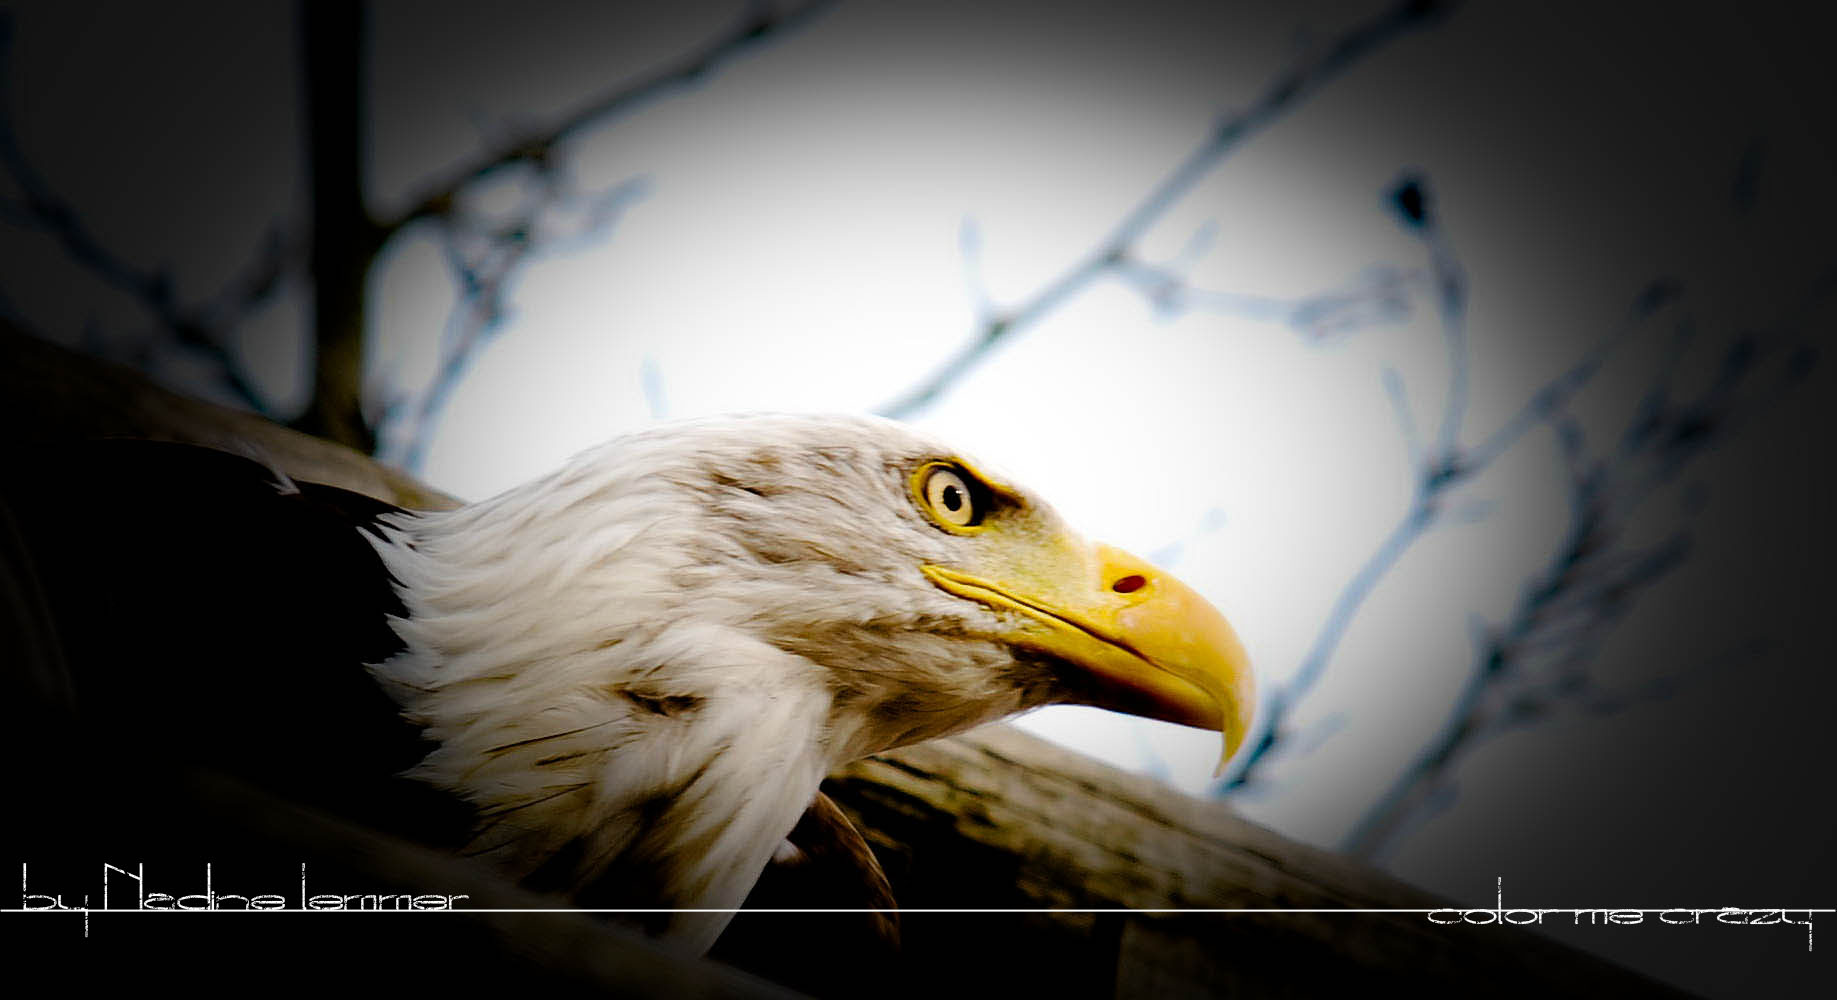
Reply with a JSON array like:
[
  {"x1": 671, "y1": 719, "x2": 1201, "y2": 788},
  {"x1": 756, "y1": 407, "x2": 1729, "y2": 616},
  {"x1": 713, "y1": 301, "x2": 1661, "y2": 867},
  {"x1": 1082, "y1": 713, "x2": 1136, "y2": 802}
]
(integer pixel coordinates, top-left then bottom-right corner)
[{"x1": 941, "y1": 484, "x2": 963, "y2": 511}]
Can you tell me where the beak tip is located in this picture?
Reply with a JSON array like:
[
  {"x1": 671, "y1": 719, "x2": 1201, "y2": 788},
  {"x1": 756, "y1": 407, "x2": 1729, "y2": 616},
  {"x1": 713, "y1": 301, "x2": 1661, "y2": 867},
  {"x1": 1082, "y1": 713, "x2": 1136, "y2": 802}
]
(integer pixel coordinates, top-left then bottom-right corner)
[{"x1": 1213, "y1": 693, "x2": 1254, "y2": 780}]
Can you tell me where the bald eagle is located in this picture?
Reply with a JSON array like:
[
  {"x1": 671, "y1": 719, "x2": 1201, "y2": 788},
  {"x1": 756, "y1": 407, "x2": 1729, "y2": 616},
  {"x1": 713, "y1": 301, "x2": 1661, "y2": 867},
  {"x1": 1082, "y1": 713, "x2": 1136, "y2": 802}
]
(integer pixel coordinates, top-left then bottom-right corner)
[{"x1": 1, "y1": 414, "x2": 1251, "y2": 956}]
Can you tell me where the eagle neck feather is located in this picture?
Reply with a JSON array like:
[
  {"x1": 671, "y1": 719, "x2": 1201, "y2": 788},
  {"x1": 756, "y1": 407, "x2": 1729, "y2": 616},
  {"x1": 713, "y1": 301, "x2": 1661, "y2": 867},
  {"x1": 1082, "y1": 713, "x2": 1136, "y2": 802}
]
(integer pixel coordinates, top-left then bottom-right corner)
[{"x1": 363, "y1": 443, "x2": 833, "y2": 952}]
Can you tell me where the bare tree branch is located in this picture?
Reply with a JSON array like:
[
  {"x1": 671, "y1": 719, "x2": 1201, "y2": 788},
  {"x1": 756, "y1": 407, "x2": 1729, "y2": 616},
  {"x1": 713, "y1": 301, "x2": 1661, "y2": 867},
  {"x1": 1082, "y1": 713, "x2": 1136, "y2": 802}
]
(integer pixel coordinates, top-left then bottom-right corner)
[
  {"x1": 876, "y1": 0, "x2": 1459, "y2": 419},
  {"x1": 1220, "y1": 174, "x2": 1684, "y2": 793},
  {"x1": 394, "y1": 173, "x2": 648, "y2": 470},
  {"x1": 0, "y1": 13, "x2": 296, "y2": 413},
  {"x1": 1465, "y1": 278, "x2": 1683, "y2": 468},
  {"x1": 367, "y1": 1, "x2": 838, "y2": 464},
  {"x1": 377, "y1": 0, "x2": 837, "y2": 236},
  {"x1": 1339, "y1": 275, "x2": 1831, "y2": 858},
  {"x1": 0, "y1": 3, "x2": 838, "y2": 459},
  {"x1": 1112, "y1": 255, "x2": 1427, "y2": 335}
]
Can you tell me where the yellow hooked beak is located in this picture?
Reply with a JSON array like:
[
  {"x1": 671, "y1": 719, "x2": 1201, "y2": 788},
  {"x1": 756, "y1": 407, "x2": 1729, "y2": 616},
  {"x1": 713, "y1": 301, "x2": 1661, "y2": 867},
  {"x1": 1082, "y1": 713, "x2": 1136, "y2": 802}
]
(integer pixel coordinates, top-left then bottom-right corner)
[{"x1": 923, "y1": 542, "x2": 1254, "y2": 776}]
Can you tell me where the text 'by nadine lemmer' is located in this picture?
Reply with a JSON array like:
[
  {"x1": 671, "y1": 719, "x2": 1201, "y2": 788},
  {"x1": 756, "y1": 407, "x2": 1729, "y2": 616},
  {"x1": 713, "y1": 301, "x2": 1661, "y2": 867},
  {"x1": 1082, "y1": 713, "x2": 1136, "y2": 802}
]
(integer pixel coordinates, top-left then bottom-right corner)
[{"x1": 12, "y1": 863, "x2": 468, "y2": 936}]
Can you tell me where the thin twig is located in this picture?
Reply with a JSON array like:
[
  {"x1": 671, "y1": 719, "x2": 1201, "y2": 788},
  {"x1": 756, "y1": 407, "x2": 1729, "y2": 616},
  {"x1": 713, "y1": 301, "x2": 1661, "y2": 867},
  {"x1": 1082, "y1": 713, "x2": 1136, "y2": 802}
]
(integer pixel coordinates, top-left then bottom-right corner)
[
  {"x1": 0, "y1": 14, "x2": 291, "y2": 412},
  {"x1": 396, "y1": 175, "x2": 648, "y2": 470},
  {"x1": 1338, "y1": 274, "x2": 1829, "y2": 857},
  {"x1": 378, "y1": 1, "x2": 835, "y2": 463},
  {"x1": 1220, "y1": 178, "x2": 1685, "y2": 792},
  {"x1": 378, "y1": 0, "x2": 837, "y2": 235},
  {"x1": 1465, "y1": 279, "x2": 1683, "y2": 468},
  {"x1": 1112, "y1": 256, "x2": 1427, "y2": 334},
  {"x1": 876, "y1": 0, "x2": 1459, "y2": 419}
]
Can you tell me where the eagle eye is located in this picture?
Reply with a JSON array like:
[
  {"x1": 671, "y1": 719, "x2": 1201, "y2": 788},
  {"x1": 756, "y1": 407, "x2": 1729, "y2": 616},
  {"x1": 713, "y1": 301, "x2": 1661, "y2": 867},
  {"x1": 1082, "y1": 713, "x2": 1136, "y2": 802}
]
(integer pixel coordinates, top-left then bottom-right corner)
[{"x1": 917, "y1": 463, "x2": 985, "y2": 530}]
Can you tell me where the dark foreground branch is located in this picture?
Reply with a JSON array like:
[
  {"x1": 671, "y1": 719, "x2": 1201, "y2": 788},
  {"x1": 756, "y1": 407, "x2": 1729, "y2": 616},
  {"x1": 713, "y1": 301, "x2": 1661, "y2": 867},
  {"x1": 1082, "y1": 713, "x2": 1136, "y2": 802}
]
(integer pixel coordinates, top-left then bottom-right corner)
[
  {"x1": 1, "y1": 324, "x2": 452, "y2": 509},
  {"x1": 823, "y1": 725, "x2": 1683, "y2": 998}
]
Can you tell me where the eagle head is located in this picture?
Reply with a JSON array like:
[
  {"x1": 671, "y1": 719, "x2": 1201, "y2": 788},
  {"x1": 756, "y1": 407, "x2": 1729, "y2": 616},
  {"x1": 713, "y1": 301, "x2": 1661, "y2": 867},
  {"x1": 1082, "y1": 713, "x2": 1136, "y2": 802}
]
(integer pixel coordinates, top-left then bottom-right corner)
[{"x1": 365, "y1": 414, "x2": 1252, "y2": 949}]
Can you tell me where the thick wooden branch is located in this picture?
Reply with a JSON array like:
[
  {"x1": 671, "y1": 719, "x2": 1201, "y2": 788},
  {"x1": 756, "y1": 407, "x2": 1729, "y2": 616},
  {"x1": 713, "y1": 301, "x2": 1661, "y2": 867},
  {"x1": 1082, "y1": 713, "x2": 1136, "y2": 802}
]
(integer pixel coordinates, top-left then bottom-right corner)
[
  {"x1": 825, "y1": 725, "x2": 1681, "y2": 997},
  {"x1": 2, "y1": 324, "x2": 453, "y2": 510},
  {"x1": 2, "y1": 326, "x2": 1682, "y2": 997}
]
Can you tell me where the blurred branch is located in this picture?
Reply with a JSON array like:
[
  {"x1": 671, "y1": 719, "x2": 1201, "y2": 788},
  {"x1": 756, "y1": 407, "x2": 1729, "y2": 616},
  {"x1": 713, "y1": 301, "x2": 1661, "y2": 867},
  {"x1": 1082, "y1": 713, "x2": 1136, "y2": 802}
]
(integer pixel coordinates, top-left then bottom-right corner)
[
  {"x1": 1341, "y1": 314, "x2": 1816, "y2": 857},
  {"x1": 0, "y1": 2, "x2": 835, "y2": 459},
  {"x1": 877, "y1": 0, "x2": 1458, "y2": 419},
  {"x1": 394, "y1": 173, "x2": 648, "y2": 470},
  {"x1": 1466, "y1": 278, "x2": 1685, "y2": 468},
  {"x1": 1220, "y1": 174, "x2": 1685, "y2": 793},
  {"x1": 1336, "y1": 269, "x2": 1829, "y2": 855},
  {"x1": 0, "y1": 14, "x2": 295, "y2": 413},
  {"x1": 1145, "y1": 505, "x2": 1229, "y2": 569},
  {"x1": 641, "y1": 356, "x2": 671, "y2": 420},
  {"x1": 371, "y1": 0, "x2": 836, "y2": 466},
  {"x1": 1113, "y1": 256, "x2": 1428, "y2": 337},
  {"x1": 377, "y1": 0, "x2": 836, "y2": 235}
]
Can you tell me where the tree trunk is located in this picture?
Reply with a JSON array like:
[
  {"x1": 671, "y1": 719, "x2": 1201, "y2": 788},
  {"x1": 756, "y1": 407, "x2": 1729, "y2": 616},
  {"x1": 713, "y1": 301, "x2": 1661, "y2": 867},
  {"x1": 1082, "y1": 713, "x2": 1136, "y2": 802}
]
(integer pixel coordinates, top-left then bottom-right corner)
[{"x1": 294, "y1": 0, "x2": 383, "y2": 453}]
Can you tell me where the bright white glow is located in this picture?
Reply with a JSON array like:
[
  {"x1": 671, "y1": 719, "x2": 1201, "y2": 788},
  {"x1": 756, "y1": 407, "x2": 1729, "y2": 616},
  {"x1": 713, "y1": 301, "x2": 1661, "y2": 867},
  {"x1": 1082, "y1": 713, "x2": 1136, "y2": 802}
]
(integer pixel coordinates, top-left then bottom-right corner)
[{"x1": 359, "y1": 3, "x2": 1806, "y2": 851}]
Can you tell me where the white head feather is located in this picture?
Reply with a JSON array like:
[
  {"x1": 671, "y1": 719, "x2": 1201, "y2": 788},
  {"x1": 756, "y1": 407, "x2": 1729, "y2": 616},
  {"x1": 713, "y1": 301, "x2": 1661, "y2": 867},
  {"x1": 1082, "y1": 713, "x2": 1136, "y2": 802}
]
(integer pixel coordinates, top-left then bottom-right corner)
[{"x1": 366, "y1": 414, "x2": 1064, "y2": 950}]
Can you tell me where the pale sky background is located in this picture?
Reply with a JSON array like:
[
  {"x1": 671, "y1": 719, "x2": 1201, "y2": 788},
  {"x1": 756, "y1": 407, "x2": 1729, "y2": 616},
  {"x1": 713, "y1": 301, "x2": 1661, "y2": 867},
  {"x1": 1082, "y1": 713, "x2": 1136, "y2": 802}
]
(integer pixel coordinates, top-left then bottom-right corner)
[{"x1": 4, "y1": 1, "x2": 1833, "y2": 994}]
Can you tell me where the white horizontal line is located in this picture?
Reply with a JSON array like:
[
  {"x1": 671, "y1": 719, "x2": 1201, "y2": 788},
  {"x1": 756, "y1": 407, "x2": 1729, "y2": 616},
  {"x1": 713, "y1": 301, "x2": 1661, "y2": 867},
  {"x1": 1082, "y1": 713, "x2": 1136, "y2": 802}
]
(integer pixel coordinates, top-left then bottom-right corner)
[{"x1": 3, "y1": 907, "x2": 1833, "y2": 915}]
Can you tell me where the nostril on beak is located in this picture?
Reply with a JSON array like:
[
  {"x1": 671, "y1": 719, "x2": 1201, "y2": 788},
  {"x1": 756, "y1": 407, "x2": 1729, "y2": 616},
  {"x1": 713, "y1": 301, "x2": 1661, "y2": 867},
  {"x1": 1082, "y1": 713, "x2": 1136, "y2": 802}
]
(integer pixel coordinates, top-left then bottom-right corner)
[{"x1": 1111, "y1": 574, "x2": 1147, "y2": 595}]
